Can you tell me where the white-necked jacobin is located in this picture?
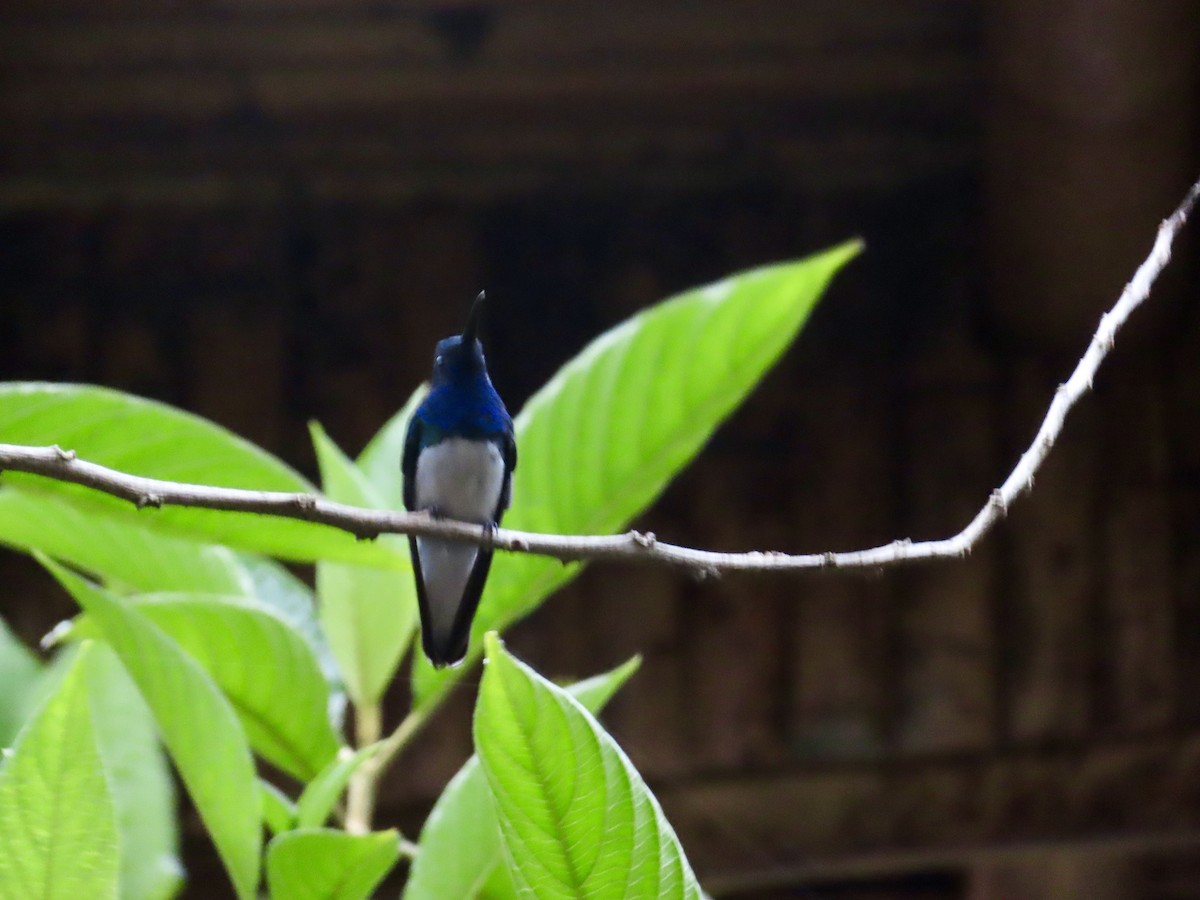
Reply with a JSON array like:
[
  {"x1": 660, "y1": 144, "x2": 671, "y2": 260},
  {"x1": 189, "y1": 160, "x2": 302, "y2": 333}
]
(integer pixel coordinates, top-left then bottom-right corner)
[{"x1": 402, "y1": 292, "x2": 516, "y2": 667}]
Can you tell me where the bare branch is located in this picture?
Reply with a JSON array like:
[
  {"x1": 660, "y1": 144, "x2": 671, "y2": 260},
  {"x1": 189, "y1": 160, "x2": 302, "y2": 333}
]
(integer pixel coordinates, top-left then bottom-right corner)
[{"x1": 0, "y1": 177, "x2": 1196, "y2": 575}]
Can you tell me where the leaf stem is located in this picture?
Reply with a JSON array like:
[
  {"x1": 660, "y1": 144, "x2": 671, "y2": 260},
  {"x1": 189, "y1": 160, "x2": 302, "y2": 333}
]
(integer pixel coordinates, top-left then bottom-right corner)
[
  {"x1": 374, "y1": 706, "x2": 430, "y2": 776},
  {"x1": 344, "y1": 702, "x2": 381, "y2": 834},
  {"x1": 343, "y1": 701, "x2": 434, "y2": 835}
]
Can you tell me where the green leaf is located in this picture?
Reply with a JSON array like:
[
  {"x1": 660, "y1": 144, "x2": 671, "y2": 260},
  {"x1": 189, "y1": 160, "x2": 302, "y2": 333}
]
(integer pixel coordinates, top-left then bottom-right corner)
[
  {"x1": 405, "y1": 655, "x2": 641, "y2": 900},
  {"x1": 0, "y1": 382, "x2": 399, "y2": 567},
  {"x1": 476, "y1": 862, "x2": 520, "y2": 898},
  {"x1": 234, "y1": 554, "x2": 344, "y2": 707},
  {"x1": 0, "y1": 642, "x2": 120, "y2": 899},
  {"x1": 312, "y1": 423, "x2": 416, "y2": 705},
  {"x1": 0, "y1": 617, "x2": 43, "y2": 748},
  {"x1": 295, "y1": 744, "x2": 381, "y2": 830},
  {"x1": 475, "y1": 634, "x2": 702, "y2": 899},
  {"x1": 413, "y1": 244, "x2": 860, "y2": 703},
  {"x1": 41, "y1": 559, "x2": 262, "y2": 900},
  {"x1": 71, "y1": 593, "x2": 341, "y2": 782},
  {"x1": 357, "y1": 384, "x2": 428, "y2": 511},
  {"x1": 261, "y1": 781, "x2": 298, "y2": 837},
  {"x1": 561, "y1": 654, "x2": 643, "y2": 713},
  {"x1": 86, "y1": 644, "x2": 182, "y2": 900},
  {"x1": 0, "y1": 488, "x2": 250, "y2": 595},
  {"x1": 265, "y1": 828, "x2": 400, "y2": 900}
]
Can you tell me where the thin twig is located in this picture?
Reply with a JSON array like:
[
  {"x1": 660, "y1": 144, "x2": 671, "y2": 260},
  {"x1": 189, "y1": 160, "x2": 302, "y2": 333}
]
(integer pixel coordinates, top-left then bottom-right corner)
[{"x1": 0, "y1": 177, "x2": 1195, "y2": 575}]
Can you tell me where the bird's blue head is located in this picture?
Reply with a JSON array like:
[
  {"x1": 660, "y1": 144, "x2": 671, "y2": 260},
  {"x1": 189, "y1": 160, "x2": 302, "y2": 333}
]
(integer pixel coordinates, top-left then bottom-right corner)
[{"x1": 430, "y1": 291, "x2": 489, "y2": 387}]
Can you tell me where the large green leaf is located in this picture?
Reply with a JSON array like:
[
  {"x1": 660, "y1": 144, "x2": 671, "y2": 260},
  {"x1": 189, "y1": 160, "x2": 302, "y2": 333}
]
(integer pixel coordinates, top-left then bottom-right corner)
[
  {"x1": 357, "y1": 384, "x2": 427, "y2": 512},
  {"x1": 0, "y1": 488, "x2": 250, "y2": 595},
  {"x1": 405, "y1": 655, "x2": 641, "y2": 900},
  {"x1": 86, "y1": 644, "x2": 182, "y2": 900},
  {"x1": 70, "y1": 593, "x2": 340, "y2": 782},
  {"x1": 0, "y1": 383, "x2": 398, "y2": 567},
  {"x1": 475, "y1": 635, "x2": 702, "y2": 899},
  {"x1": 0, "y1": 617, "x2": 42, "y2": 748},
  {"x1": 234, "y1": 553, "x2": 343, "y2": 710},
  {"x1": 0, "y1": 642, "x2": 120, "y2": 899},
  {"x1": 42, "y1": 560, "x2": 262, "y2": 900},
  {"x1": 312, "y1": 423, "x2": 416, "y2": 706},
  {"x1": 414, "y1": 243, "x2": 860, "y2": 703},
  {"x1": 265, "y1": 828, "x2": 400, "y2": 900}
]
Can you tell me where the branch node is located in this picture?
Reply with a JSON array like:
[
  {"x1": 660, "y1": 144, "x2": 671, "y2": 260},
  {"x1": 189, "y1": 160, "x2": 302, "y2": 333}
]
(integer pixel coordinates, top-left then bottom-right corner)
[
  {"x1": 52, "y1": 445, "x2": 76, "y2": 462},
  {"x1": 136, "y1": 492, "x2": 163, "y2": 509},
  {"x1": 293, "y1": 494, "x2": 317, "y2": 511},
  {"x1": 1098, "y1": 312, "x2": 1117, "y2": 350},
  {"x1": 822, "y1": 551, "x2": 838, "y2": 567},
  {"x1": 989, "y1": 489, "x2": 1008, "y2": 516},
  {"x1": 631, "y1": 530, "x2": 657, "y2": 549},
  {"x1": 510, "y1": 537, "x2": 529, "y2": 552}
]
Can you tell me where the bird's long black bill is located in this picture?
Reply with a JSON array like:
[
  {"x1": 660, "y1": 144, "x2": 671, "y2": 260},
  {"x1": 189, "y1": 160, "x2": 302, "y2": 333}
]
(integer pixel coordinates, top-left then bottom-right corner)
[{"x1": 462, "y1": 290, "x2": 486, "y2": 344}]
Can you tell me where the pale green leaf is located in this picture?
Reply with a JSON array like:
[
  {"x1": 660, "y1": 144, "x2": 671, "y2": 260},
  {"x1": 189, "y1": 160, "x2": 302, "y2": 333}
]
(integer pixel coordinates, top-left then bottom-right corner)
[
  {"x1": 475, "y1": 634, "x2": 702, "y2": 899},
  {"x1": 312, "y1": 423, "x2": 416, "y2": 705},
  {"x1": 0, "y1": 617, "x2": 42, "y2": 748},
  {"x1": 413, "y1": 244, "x2": 860, "y2": 704},
  {"x1": 295, "y1": 744, "x2": 381, "y2": 830},
  {"x1": 560, "y1": 655, "x2": 643, "y2": 713},
  {"x1": 265, "y1": 828, "x2": 400, "y2": 900},
  {"x1": 405, "y1": 655, "x2": 641, "y2": 900},
  {"x1": 234, "y1": 553, "x2": 344, "y2": 714},
  {"x1": 357, "y1": 383, "x2": 428, "y2": 511},
  {"x1": 0, "y1": 382, "x2": 399, "y2": 567},
  {"x1": 42, "y1": 559, "x2": 262, "y2": 900},
  {"x1": 0, "y1": 488, "x2": 250, "y2": 595},
  {"x1": 261, "y1": 781, "x2": 298, "y2": 837},
  {"x1": 475, "y1": 864, "x2": 518, "y2": 897},
  {"x1": 476, "y1": 863, "x2": 520, "y2": 899},
  {"x1": 71, "y1": 593, "x2": 340, "y2": 782},
  {"x1": 86, "y1": 644, "x2": 182, "y2": 900},
  {"x1": 0, "y1": 643, "x2": 120, "y2": 900}
]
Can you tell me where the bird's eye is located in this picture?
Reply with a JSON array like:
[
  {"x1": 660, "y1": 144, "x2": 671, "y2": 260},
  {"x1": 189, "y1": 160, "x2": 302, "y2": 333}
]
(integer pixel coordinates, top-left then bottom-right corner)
[{"x1": 435, "y1": 354, "x2": 445, "y2": 366}]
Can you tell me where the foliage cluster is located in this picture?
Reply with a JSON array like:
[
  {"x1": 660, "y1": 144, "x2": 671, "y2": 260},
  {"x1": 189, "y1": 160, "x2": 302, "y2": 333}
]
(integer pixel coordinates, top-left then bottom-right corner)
[{"x1": 0, "y1": 244, "x2": 856, "y2": 899}]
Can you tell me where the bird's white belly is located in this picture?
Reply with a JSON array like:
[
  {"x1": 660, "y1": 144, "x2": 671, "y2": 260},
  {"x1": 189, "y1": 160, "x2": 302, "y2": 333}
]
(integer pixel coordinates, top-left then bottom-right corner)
[
  {"x1": 414, "y1": 437, "x2": 505, "y2": 523},
  {"x1": 414, "y1": 438, "x2": 505, "y2": 646}
]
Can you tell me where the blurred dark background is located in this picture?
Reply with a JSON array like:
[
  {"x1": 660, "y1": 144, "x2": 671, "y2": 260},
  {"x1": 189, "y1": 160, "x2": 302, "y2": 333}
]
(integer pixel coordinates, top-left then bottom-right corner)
[{"x1": 2, "y1": 2, "x2": 1200, "y2": 898}]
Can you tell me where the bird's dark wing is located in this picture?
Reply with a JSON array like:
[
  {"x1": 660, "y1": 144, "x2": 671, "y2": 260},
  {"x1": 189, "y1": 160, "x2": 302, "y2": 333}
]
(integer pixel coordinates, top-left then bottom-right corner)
[
  {"x1": 439, "y1": 546, "x2": 493, "y2": 667},
  {"x1": 495, "y1": 429, "x2": 517, "y2": 520},
  {"x1": 407, "y1": 534, "x2": 440, "y2": 665},
  {"x1": 402, "y1": 415, "x2": 422, "y2": 512}
]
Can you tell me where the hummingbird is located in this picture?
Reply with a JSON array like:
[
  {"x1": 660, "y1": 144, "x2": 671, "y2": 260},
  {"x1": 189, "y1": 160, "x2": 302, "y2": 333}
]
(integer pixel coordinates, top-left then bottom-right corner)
[{"x1": 402, "y1": 292, "x2": 516, "y2": 667}]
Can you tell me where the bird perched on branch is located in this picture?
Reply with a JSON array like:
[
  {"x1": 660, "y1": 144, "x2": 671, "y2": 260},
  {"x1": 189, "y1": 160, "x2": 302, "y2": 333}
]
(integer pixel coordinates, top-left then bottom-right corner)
[{"x1": 402, "y1": 292, "x2": 516, "y2": 667}]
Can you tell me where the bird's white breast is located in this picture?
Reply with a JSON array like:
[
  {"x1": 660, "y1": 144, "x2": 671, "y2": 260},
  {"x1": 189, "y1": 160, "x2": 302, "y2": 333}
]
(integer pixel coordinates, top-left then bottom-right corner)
[{"x1": 414, "y1": 437, "x2": 505, "y2": 523}]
